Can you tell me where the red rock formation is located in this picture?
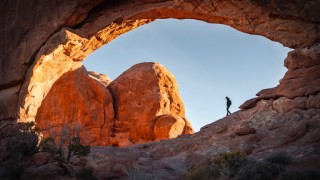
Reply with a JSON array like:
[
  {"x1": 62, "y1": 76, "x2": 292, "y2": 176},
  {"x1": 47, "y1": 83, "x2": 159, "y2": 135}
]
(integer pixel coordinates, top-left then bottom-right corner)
[
  {"x1": 35, "y1": 65, "x2": 115, "y2": 146},
  {"x1": 0, "y1": 0, "x2": 316, "y2": 123},
  {"x1": 154, "y1": 115, "x2": 186, "y2": 140},
  {"x1": 0, "y1": 0, "x2": 320, "y2": 178},
  {"x1": 108, "y1": 62, "x2": 193, "y2": 145},
  {"x1": 35, "y1": 62, "x2": 193, "y2": 146}
]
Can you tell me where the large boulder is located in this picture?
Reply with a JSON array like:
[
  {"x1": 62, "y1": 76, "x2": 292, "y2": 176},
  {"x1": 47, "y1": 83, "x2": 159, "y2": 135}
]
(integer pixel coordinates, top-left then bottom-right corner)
[
  {"x1": 154, "y1": 115, "x2": 186, "y2": 140},
  {"x1": 108, "y1": 62, "x2": 193, "y2": 145},
  {"x1": 35, "y1": 65, "x2": 115, "y2": 146}
]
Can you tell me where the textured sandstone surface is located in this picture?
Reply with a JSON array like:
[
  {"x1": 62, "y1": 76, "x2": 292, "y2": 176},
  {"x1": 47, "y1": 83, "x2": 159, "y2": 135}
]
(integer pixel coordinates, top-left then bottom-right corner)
[
  {"x1": 35, "y1": 65, "x2": 115, "y2": 146},
  {"x1": 154, "y1": 115, "x2": 186, "y2": 140},
  {"x1": 108, "y1": 62, "x2": 193, "y2": 145}
]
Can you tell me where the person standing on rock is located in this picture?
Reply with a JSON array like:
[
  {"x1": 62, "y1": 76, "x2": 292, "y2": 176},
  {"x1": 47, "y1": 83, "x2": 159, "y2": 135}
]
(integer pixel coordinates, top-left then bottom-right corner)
[{"x1": 226, "y1": 96, "x2": 232, "y2": 116}]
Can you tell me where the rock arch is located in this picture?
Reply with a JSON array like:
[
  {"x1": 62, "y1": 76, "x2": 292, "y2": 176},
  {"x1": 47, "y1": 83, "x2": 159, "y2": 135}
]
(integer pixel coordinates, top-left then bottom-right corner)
[
  {"x1": 0, "y1": 0, "x2": 319, "y2": 148},
  {"x1": 2, "y1": 0, "x2": 315, "y2": 124}
]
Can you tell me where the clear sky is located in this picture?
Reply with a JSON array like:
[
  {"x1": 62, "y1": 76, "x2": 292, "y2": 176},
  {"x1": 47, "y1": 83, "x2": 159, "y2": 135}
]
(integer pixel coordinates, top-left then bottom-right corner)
[{"x1": 83, "y1": 19, "x2": 292, "y2": 132}]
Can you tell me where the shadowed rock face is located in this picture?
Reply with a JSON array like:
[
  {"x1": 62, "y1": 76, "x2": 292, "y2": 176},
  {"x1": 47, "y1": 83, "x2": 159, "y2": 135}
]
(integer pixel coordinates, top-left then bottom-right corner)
[
  {"x1": 35, "y1": 62, "x2": 193, "y2": 146},
  {"x1": 0, "y1": 0, "x2": 320, "y2": 179}
]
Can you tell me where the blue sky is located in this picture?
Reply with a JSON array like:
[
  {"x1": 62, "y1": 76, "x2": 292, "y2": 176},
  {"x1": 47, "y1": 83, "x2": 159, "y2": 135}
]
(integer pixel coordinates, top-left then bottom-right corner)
[{"x1": 84, "y1": 19, "x2": 292, "y2": 132}]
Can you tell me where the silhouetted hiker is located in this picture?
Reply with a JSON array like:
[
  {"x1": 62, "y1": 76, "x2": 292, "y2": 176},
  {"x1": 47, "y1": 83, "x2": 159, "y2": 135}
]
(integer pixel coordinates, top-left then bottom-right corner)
[{"x1": 226, "y1": 96, "x2": 232, "y2": 116}]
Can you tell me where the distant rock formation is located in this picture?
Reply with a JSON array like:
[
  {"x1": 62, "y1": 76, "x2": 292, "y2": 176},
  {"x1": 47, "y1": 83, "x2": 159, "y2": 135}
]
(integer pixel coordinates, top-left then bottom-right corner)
[{"x1": 35, "y1": 62, "x2": 193, "y2": 146}]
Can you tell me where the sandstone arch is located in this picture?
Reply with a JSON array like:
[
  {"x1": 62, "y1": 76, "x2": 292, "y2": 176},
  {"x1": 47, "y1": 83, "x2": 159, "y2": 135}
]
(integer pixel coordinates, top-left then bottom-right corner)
[
  {"x1": 0, "y1": 0, "x2": 318, "y2": 142},
  {"x1": 0, "y1": 0, "x2": 318, "y2": 123},
  {"x1": 1, "y1": 0, "x2": 320, "y2": 176}
]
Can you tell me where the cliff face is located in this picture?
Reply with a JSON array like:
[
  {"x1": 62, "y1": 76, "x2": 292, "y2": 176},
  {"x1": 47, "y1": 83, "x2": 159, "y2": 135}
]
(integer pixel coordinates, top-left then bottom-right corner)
[{"x1": 0, "y1": 0, "x2": 320, "y2": 179}]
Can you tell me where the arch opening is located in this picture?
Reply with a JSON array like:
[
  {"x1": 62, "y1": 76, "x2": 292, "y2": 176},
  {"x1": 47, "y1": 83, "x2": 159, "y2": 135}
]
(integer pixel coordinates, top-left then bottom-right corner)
[{"x1": 83, "y1": 19, "x2": 292, "y2": 131}]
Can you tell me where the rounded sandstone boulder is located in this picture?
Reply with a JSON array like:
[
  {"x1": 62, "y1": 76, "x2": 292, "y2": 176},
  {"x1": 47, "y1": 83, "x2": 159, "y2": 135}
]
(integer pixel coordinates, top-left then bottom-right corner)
[
  {"x1": 154, "y1": 115, "x2": 186, "y2": 140},
  {"x1": 108, "y1": 62, "x2": 194, "y2": 144}
]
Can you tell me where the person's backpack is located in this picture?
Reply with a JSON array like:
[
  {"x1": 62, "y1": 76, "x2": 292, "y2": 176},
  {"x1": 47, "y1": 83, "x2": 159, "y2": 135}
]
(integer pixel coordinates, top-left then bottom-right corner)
[{"x1": 227, "y1": 99, "x2": 232, "y2": 106}]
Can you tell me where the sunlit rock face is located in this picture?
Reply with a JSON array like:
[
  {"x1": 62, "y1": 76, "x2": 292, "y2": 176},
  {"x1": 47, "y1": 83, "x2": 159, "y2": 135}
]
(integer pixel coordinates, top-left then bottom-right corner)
[
  {"x1": 35, "y1": 65, "x2": 115, "y2": 146},
  {"x1": 108, "y1": 62, "x2": 193, "y2": 146},
  {"x1": 153, "y1": 115, "x2": 187, "y2": 140},
  {"x1": 35, "y1": 62, "x2": 193, "y2": 146}
]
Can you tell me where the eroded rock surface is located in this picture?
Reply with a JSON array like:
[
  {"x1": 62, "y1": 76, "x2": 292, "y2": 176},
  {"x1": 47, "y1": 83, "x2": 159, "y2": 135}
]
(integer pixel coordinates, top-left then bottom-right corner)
[
  {"x1": 35, "y1": 65, "x2": 115, "y2": 146},
  {"x1": 154, "y1": 115, "x2": 186, "y2": 140},
  {"x1": 108, "y1": 62, "x2": 193, "y2": 145}
]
